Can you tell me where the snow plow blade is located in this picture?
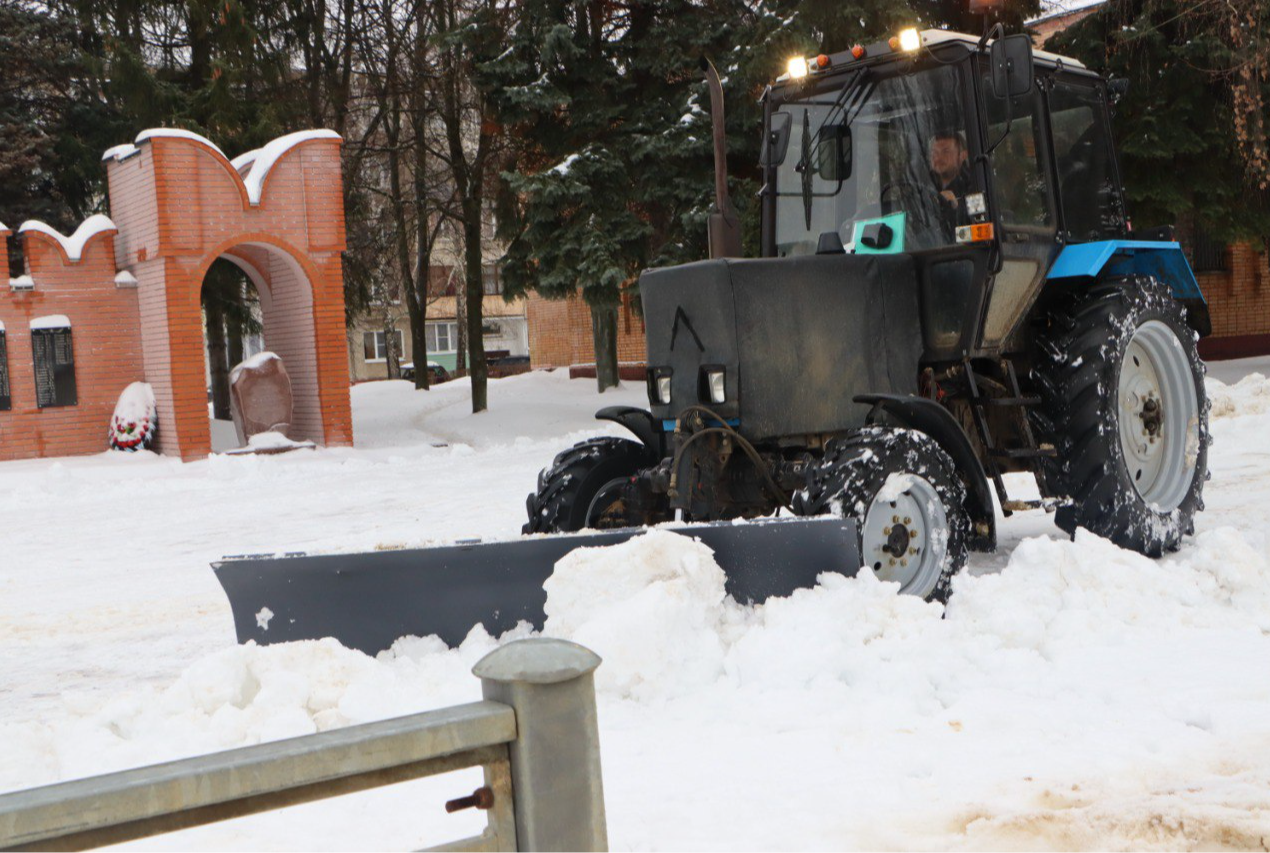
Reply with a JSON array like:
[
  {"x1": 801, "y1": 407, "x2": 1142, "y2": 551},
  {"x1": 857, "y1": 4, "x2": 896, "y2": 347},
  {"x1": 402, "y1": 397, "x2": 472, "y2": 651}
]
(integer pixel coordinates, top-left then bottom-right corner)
[{"x1": 213, "y1": 517, "x2": 860, "y2": 655}]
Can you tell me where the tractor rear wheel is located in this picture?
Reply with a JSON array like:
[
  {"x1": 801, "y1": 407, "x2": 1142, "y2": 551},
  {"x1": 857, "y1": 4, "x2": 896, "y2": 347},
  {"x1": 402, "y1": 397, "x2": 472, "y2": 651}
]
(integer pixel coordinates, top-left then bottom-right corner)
[
  {"x1": 793, "y1": 427, "x2": 970, "y2": 603},
  {"x1": 1032, "y1": 276, "x2": 1209, "y2": 556},
  {"x1": 523, "y1": 437, "x2": 663, "y2": 534}
]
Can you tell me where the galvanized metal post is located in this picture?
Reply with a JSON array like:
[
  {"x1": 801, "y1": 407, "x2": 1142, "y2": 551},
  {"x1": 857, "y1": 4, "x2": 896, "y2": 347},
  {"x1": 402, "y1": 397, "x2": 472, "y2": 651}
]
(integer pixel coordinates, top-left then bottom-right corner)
[{"x1": 473, "y1": 638, "x2": 607, "y2": 852}]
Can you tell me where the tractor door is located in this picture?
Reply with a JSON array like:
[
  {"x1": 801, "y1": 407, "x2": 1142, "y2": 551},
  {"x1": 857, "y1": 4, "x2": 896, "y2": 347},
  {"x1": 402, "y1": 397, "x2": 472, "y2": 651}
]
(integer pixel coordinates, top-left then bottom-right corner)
[{"x1": 976, "y1": 62, "x2": 1058, "y2": 353}]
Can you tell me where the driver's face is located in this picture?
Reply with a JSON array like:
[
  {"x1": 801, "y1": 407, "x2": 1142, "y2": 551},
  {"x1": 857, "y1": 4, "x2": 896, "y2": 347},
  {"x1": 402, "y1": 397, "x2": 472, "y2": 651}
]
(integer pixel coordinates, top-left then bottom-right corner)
[{"x1": 930, "y1": 137, "x2": 966, "y2": 181}]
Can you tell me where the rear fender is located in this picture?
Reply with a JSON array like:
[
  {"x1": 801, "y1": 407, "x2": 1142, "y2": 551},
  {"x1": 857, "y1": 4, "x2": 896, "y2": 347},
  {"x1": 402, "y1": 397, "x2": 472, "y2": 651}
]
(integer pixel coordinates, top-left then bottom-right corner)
[
  {"x1": 854, "y1": 393, "x2": 996, "y2": 551},
  {"x1": 1047, "y1": 241, "x2": 1210, "y2": 337},
  {"x1": 596, "y1": 406, "x2": 665, "y2": 461}
]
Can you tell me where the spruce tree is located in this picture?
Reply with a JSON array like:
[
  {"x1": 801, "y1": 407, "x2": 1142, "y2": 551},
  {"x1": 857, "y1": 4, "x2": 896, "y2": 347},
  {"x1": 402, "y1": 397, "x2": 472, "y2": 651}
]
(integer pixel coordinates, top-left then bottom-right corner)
[
  {"x1": 491, "y1": 0, "x2": 1037, "y2": 388},
  {"x1": 1050, "y1": 0, "x2": 1270, "y2": 239}
]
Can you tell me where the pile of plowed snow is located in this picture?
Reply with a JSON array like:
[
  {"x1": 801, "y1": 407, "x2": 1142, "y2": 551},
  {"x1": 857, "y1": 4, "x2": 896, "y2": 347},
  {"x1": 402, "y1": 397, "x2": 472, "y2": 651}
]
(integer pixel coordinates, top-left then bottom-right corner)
[
  {"x1": 7, "y1": 526, "x2": 1270, "y2": 848},
  {"x1": 1207, "y1": 372, "x2": 1270, "y2": 418}
]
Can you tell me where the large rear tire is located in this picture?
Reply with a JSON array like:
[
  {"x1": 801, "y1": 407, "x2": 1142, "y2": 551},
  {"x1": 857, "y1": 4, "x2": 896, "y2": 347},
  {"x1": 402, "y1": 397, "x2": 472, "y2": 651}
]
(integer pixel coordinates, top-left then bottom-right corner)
[
  {"x1": 523, "y1": 437, "x2": 661, "y2": 534},
  {"x1": 1032, "y1": 276, "x2": 1209, "y2": 556},
  {"x1": 793, "y1": 427, "x2": 970, "y2": 603}
]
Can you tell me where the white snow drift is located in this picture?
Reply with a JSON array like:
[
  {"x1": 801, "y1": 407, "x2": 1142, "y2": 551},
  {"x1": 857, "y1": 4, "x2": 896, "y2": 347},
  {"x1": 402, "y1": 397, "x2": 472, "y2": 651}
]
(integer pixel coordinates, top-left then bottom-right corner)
[{"x1": 2, "y1": 367, "x2": 1270, "y2": 849}]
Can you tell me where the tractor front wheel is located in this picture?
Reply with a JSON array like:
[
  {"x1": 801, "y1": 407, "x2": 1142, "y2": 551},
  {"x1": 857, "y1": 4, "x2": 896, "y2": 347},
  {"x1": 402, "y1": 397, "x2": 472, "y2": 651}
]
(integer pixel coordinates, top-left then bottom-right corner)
[
  {"x1": 1032, "y1": 276, "x2": 1209, "y2": 555},
  {"x1": 794, "y1": 427, "x2": 971, "y2": 603},
  {"x1": 523, "y1": 437, "x2": 664, "y2": 534}
]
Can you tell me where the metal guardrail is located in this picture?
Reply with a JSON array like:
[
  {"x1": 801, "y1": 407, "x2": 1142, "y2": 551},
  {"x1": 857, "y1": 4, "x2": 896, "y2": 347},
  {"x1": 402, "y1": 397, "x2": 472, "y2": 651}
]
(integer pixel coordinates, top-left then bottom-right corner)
[{"x1": 0, "y1": 638, "x2": 607, "y2": 852}]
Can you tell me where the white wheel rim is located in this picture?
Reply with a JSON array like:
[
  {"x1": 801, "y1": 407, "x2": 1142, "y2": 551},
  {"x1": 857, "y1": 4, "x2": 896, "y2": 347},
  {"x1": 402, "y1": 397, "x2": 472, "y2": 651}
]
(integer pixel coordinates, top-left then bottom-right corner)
[
  {"x1": 1117, "y1": 319, "x2": 1199, "y2": 511},
  {"x1": 861, "y1": 474, "x2": 948, "y2": 598}
]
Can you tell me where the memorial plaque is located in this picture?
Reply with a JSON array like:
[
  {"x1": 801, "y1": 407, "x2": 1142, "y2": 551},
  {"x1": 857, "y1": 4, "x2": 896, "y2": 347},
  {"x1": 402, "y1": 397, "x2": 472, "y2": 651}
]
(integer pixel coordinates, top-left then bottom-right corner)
[
  {"x1": 32, "y1": 328, "x2": 77, "y2": 408},
  {"x1": 230, "y1": 353, "x2": 293, "y2": 446},
  {"x1": 0, "y1": 331, "x2": 9, "y2": 411}
]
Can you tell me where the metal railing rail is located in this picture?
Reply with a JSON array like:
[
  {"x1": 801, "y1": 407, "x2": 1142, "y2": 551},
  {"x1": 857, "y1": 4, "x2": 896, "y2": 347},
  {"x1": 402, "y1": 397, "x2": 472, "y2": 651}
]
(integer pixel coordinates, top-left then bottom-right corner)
[{"x1": 0, "y1": 638, "x2": 607, "y2": 853}]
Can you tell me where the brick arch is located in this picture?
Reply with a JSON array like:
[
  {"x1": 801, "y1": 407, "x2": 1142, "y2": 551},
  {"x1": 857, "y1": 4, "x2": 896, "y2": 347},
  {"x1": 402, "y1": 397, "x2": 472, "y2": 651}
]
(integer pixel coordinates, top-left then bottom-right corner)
[
  {"x1": 103, "y1": 129, "x2": 352, "y2": 460},
  {"x1": 209, "y1": 239, "x2": 324, "y2": 443}
]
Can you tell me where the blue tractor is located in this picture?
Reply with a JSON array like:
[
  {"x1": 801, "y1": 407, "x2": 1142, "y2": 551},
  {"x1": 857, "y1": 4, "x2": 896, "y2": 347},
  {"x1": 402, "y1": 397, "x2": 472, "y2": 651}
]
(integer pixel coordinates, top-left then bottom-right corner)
[
  {"x1": 216, "y1": 28, "x2": 1211, "y2": 655},
  {"x1": 524, "y1": 28, "x2": 1211, "y2": 603}
]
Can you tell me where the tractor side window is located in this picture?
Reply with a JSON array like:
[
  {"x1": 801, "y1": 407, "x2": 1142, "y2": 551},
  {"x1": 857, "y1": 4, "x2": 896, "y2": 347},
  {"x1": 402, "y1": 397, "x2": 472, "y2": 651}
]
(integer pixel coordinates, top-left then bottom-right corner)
[
  {"x1": 983, "y1": 81, "x2": 1052, "y2": 231},
  {"x1": 1048, "y1": 81, "x2": 1120, "y2": 241}
]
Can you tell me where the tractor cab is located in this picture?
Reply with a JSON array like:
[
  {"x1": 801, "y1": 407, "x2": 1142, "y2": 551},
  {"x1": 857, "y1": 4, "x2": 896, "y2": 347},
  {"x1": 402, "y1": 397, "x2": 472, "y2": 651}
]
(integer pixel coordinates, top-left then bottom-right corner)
[{"x1": 760, "y1": 29, "x2": 1128, "y2": 358}]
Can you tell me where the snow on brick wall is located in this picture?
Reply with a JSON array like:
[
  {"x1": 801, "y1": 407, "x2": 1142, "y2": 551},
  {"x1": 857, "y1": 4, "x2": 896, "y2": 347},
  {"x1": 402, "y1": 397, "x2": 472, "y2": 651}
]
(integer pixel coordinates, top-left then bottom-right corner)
[
  {"x1": 0, "y1": 221, "x2": 143, "y2": 462},
  {"x1": 1, "y1": 128, "x2": 353, "y2": 462},
  {"x1": 97, "y1": 128, "x2": 353, "y2": 460}
]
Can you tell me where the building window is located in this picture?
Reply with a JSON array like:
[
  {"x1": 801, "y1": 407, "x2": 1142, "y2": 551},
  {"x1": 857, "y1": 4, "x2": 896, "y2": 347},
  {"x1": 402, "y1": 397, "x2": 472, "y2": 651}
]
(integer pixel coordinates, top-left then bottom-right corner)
[
  {"x1": 482, "y1": 266, "x2": 502, "y2": 296},
  {"x1": 0, "y1": 325, "x2": 9, "y2": 411},
  {"x1": 426, "y1": 322, "x2": 457, "y2": 353},
  {"x1": 428, "y1": 265, "x2": 457, "y2": 297},
  {"x1": 363, "y1": 329, "x2": 404, "y2": 362},
  {"x1": 31, "y1": 317, "x2": 76, "y2": 408},
  {"x1": 1191, "y1": 230, "x2": 1228, "y2": 274}
]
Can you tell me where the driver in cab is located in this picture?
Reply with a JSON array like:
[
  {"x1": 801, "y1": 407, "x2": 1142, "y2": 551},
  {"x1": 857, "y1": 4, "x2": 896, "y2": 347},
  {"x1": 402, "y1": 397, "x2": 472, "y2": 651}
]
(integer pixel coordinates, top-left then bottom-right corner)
[{"x1": 930, "y1": 130, "x2": 971, "y2": 227}]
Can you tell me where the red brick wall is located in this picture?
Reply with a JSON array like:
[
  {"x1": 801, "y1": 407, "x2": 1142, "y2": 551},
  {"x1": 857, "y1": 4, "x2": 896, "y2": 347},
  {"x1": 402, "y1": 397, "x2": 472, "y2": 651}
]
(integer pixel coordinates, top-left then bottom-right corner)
[
  {"x1": 103, "y1": 132, "x2": 352, "y2": 460},
  {"x1": 526, "y1": 290, "x2": 647, "y2": 370},
  {"x1": 0, "y1": 131, "x2": 353, "y2": 463},
  {"x1": 0, "y1": 224, "x2": 144, "y2": 461},
  {"x1": 1197, "y1": 242, "x2": 1270, "y2": 359}
]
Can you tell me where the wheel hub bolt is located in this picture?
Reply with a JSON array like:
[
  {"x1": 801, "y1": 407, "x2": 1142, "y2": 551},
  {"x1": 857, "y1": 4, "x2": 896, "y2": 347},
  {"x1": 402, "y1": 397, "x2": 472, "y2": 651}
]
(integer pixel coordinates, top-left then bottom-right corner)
[{"x1": 884, "y1": 524, "x2": 911, "y2": 558}]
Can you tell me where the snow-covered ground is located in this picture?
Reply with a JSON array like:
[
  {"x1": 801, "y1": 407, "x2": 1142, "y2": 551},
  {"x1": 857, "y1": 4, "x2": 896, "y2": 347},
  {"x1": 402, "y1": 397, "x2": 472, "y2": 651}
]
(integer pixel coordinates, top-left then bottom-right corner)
[{"x1": 3, "y1": 362, "x2": 1270, "y2": 850}]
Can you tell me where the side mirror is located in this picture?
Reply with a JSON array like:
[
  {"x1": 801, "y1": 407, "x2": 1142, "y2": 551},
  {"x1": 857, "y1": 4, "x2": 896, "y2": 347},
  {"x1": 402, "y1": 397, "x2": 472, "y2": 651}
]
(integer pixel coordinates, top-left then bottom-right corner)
[
  {"x1": 990, "y1": 34, "x2": 1034, "y2": 99},
  {"x1": 760, "y1": 112, "x2": 793, "y2": 167},
  {"x1": 815, "y1": 123, "x2": 852, "y2": 182}
]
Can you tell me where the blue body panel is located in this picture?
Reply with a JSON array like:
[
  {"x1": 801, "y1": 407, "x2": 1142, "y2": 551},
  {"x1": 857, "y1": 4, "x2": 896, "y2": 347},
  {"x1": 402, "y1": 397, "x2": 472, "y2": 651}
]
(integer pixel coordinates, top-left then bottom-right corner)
[
  {"x1": 1046, "y1": 240, "x2": 1205, "y2": 301},
  {"x1": 662, "y1": 417, "x2": 740, "y2": 432}
]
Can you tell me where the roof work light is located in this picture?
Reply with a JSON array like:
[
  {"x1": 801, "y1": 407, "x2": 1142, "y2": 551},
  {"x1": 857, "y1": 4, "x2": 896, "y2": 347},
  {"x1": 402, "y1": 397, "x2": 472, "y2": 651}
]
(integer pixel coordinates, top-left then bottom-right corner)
[
  {"x1": 898, "y1": 28, "x2": 921, "y2": 52},
  {"x1": 787, "y1": 56, "x2": 809, "y2": 79}
]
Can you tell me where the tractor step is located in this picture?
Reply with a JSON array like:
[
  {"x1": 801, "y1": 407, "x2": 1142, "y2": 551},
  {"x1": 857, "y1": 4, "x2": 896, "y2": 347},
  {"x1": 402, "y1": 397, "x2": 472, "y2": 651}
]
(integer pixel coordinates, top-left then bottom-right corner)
[
  {"x1": 1000, "y1": 497, "x2": 1066, "y2": 513},
  {"x1": 990, "y1": 445, "x2": 1057, "y2": 459},
  {"x1": 979, "y1": 395, "x2": 1042, "y2": 407}
]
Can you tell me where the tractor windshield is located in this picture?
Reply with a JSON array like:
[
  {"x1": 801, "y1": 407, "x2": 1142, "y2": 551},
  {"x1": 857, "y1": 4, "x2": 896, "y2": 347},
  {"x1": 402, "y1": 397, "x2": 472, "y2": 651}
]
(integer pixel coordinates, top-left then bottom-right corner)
[{"x1": 772, "y1": 63, "x2": 976, "y2": 256}]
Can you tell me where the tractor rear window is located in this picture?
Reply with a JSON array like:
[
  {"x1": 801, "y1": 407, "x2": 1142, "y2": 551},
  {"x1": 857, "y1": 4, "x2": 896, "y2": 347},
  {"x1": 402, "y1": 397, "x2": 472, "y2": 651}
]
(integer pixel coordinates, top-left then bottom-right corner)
[
  {"x1": 773, "y1": 63, "x2": 976, "y2": 256},
  {"x1": 1048, "y1": 81, "x2": 1122, "y2": 241}
]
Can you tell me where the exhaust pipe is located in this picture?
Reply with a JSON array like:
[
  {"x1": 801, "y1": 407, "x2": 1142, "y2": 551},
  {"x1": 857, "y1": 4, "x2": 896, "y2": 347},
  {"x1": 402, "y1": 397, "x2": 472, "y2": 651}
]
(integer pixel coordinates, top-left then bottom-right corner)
[{"x1": 701, "y1": 57, "x2": 742, "y2": 259}]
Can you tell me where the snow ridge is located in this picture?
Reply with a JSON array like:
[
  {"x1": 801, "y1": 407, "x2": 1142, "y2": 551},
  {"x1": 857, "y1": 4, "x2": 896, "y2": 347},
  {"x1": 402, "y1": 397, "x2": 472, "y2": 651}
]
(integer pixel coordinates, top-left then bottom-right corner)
[
  {"x1": 240, "y1": 130, "x2": 340, "y2": 204},
  {"x1": 17, "y1": 215, "x2": 117, "y2": 262},
  {"x1": 30, "y1": 314, "x2": 71, "y2": 330},
  {"x1": 101, "y1": 128, "x2": 340, "y2": 204},
  {"x1": 229, "y1": 351, "x2": 281, "y2": 386}
]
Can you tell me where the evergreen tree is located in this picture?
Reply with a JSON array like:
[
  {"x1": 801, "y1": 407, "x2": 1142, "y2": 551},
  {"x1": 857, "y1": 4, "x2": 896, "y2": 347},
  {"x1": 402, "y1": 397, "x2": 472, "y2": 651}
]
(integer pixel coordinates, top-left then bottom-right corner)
[
  {"x1": 0, "y1": 0, "x2": 119, "y2": 241},
  {"x1": 490, "y1": 0, "x2": 1037, "y2": 388},
  {"x1": 1049, "y1": 0, "x2": 1270, "y2": 239},
  {"x1": 489, "y1": 0, "x2": 755, "y2": 390}
]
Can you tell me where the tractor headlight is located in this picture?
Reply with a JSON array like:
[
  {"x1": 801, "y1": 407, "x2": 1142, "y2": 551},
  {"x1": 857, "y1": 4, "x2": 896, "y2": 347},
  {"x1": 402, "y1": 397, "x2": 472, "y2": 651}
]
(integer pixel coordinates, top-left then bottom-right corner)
[
  {"x1": 964, "y1": 192, "x2": 987, "y2": 216},
  {"x1": 648, "y1": 368, "x2": 673, "y2": 405},
  {"x1": 787, "y1": 56, "x2": 809, "y2": 80},
  {"x1": 657, "y1": 374, "x2": 673, "y2": 404},
  {"x1": 706, "y1": 369, "x2": 726, "y2": 404},
  {"x1": 898, "y1": 28, "x2": 921, "y2": 52}
]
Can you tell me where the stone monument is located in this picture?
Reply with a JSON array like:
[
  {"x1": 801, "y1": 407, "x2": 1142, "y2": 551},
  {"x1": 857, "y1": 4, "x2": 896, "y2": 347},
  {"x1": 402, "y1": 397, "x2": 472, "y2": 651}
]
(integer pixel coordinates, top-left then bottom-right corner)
[{"x1": 229, "y1": 352, "x2": 293, "y2": 446}]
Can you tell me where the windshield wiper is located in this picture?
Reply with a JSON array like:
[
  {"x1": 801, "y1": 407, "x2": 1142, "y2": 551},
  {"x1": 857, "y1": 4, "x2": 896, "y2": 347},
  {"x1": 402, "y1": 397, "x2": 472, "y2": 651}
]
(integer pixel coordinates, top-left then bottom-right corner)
[{"x1": 796, "y1": 69, "x2": 874, "y2": 229}]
